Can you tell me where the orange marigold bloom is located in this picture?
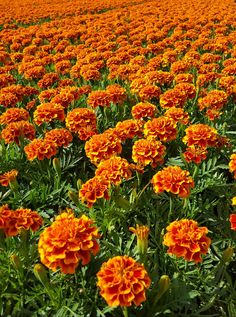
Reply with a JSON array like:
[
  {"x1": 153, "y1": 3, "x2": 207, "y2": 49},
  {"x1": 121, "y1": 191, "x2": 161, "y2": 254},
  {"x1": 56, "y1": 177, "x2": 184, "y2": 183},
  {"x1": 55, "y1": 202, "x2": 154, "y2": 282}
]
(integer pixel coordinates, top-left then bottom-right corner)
[
  {"x1": 106, "y1": 84, "x2": 127, "y2": 104},
  {"x1": 1, "y1": 120, "x2": 35, "y2": 145},
  {"x1": 97, "y1": 256, "x2": 151, "y2": 307},
  {"x1": 163, "y1": 219, "x2": 211, "y2": 263},
  {"x1": 87, "y1": 90, "x2": 110, "y2": 109},
  {"x1": 132, "y1": 139, "x2": 166, "y2": 168},
  {"x1": 44, "y1": 128, "x2": 73, "y2": 148},
  {"x1": 0, "y1": 108, "x2": 29, "y2": 125},
  {"x1": 34, "y1": 103, "x2": 65, "y2": 126},
  {"x1": 24, "y1": 139, "x2": 57, "y2": 161},
  {"x1": 152, "y1": 166, "x2": 194, "y2": 198},
  {"x1": 0, "y1": 169, "x2": 18, "y2": 187},
  {"x1": 174, "y1": 83, "x2": 196, "y2": 99},
  {"x1": 229, "y1": 154, "x2": 236, "y2": 179},
  {"x1": 198, "y1": 90, "x2": 228, "y2": 111},
  {"x1": 131, "y1": 102, "x2": 157, "y2": 120},
  {"x1": 175, "y1": 73, "x2": 194, "y2": 84},
  {"x1": 164, "y1": 107, "x2": 189, "y2": 125},
  {"x1": 85, "y1": 133, "x2": 122, "y2": 165},
  {"x1": 138, "y1": 85, "x2": 161, "y2": 101},
  {"x1": 183, "y1": 124, "x2": 218, "y2": 148},
  {"x1": 115, "y1": 119, "x2": 143, "y2": 142},
  {"x1": 66, "y1": 108, "x2": 97, "y2": 140},
  {"x1": 0, "y1": 205, "x2": 43, "y2": 237},
  {"x1": 230, "y1": 214, "x2": 236, "y2": 230},
  {"x1": 95, "y1": 157, "x2": 132, "y2": 185},
  {"x1": 160, "y1": 89, "x2": 187, "y2": 109},
  {"x1": 183, "y1": 146, "x2": 208, "y2": 164},
  {"x1": 79, "y1": 176, "x2": 110, "y2": 208},
  {"x1": 144, "y1": 116, "x2": 177, "y2": 142},
  {"x1": 38, "y1": 211, "x2": 100, "y2": 274}
]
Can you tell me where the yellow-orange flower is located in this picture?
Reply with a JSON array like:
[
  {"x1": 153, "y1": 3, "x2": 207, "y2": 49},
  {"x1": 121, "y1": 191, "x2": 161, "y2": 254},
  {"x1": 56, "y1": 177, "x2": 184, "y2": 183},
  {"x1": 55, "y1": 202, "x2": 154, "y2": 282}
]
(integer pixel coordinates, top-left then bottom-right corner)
[
  {"x1": 164, "y1": 107, "x2": 189, "y2": 125},
  {"x1": 0, "y1": 169, "x2": 18, "y2": 187},
  {"x1": 85, "y1": 133, "x2": 122, "y2": 165},
  {"x1": 79, "y1": 176, "x2": 110, "y2": 208},
  {"x1": 144, "y1": 116, "x2": 177, "y2": 142},
  {"x1": 87, "y1": 90, "x2": 110, "y2": 108},
  {"x1": 232, "y1": 197, "x2": 236, "y2": 206},
  {"x1": 183, "y1": 146, "x2": 208, "y2": 164},
  {"x1": 229, "y1": 154, "x2": 236, "y2": 179},
  {"x1": 97, "y1": 256, "x2": 151, "y2": 307},
  {"x1": 0, "y1": 205, "x2": 43, "y2": 237},
  {"x1": 38, "y1": 211, "x2": 100, "y2": 274},
  {"x1": 131, "y1": 102, "x2": 157, "y2": 120},
  {"x1": 95, "y1": 157, "x2": 132, "y2": 185},
  {"x1": 33, "y1": 103, "x2": 65, "y2": 126},
  {"x1": 115, "y1": 119, "x2": 143, "y2": 142},
  {"x1": 132, "y1": 139, "x2": 166, "y2": 168},
  {"x1": 44, "y1": 128, "x2": 73, "y2": 148},
  {"x1": 163, "y1": 219, "x2": 211, "y2": 263},
  {"x1": 24, "y1": 138, "x2": 57, "y2": 161},
  {"x1": 183, "y1": 124, "x2": 218, "y2": 148},
  {"x1": 152, "y1": 166, "x2": 194, "y2": 198},
  {"x1": 0, "y1": 108, "x2": 29, "y2": 125}
]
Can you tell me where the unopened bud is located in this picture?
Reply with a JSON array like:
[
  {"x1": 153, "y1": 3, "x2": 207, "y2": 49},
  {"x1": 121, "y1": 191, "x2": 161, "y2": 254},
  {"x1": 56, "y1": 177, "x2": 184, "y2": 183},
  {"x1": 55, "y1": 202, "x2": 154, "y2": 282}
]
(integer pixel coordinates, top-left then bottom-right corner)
[
  {"x1": 77, "y1": 179, "x2": 82, "y2": 190},
  {"x1": 68, "y1": 190, "x2": 79, "y2": 205},
  {"x1": 34, "y1": 263, "x2": 49, "y2": 286},
  {"x1": 221, "y1": 247, "x2": 234, "y2": 264},
  {"x1": 156, "y1": 275, "x2": 170, "y2": 301},
  {"x1": 10, "y1": 254, "x2": 21, "y2": 270},
  {"x1": 53, "y1": 158, "x2": 61, "y2": 177}
]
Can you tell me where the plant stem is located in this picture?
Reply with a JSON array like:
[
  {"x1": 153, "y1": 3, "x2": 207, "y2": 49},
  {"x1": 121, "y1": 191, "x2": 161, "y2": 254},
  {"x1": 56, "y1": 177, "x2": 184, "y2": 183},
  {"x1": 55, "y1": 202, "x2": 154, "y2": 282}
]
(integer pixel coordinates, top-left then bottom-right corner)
[{"x1": 122, "y1": 307, "x2": 129, "y2": 317}]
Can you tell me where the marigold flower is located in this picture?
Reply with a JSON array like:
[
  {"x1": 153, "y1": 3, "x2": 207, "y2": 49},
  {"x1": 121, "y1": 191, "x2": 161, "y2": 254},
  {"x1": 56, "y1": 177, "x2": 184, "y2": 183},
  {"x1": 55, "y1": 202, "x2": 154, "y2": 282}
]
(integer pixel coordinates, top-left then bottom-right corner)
[
  {"x1": 160, "y1": 89, "x2": 187, "y2": 108},
  {"x1": 132, "y1": 139, "x2": 166, "y2": 168},
  {"x1": 79, "y1": 176, "x2": 110, "y2": 208},
  {"x1": 34, "y1": 103, "x2": 65, "y2": 126},
  {"x1": 144, "y1": 116, "x2": 177, "y2": 142},
  {"x1": 198, "y1": 90, "x2": 228, "y2": 112},
  {"x1": 230, "y1": 214, "x2": 236, "y2": 230},
  {"x1": 183, "y1": 124, "x2": 218, "y2": 148},
  {"x1": 152, "y1": 166, "x2": 194, "y2": 198},
  {"x1": 183, "y1": 146, "x2": 208, "y2": 164},
  {"x1": 0, "y1": 169, "x2": 18, "y2": 187},
  {"x1": 0, "y1": 108, "x2": 29, "y2": 125},
  {"x1": 163, "y1": 219, "x2": 211, "y2": 263},
  {"x1": 66, "y1": 108, "x2": 97, "y2": 140},
  {"x1": 229, "y1": 154, "x2": 236, "y2": 179},
  {"x1": 115, "y1": 119, "x2": 143, "y2": 142},
  {"x1": 132, "y1": 102, "x2": 157, "y2": 120},
  {"x1": 129, "y1": 225, "x2": 150, "y2": 257},
  {"x1": 24, "y1": 138, "x2": 57, "y2": 161},
  {"x1": 232, "y1": 197, "x2": 236, "y2": 206},
  {"x1": 106, "y1": 84, "x2": 127, "y2": 104},
  {"x1": 97, "y1": 256, "x2": 151, "y2": 307},
  {"x1": 44, "y1": 128, "x2": 73, "y2": 148},
  {"x1": 87, "y1": 90, "x2": 110, "y2": 109},
  {"x1": 95, "y1": 157, "x2": 132, "y2": 185},
  {"x1": 38, "y1": 211, "x2": 100, "y2": 274},
  {"x1": 138, "y1": 85, "x2": 161, "y2": 101},
  {"x1": 1, "y1": 121, "x2": 35, "y2": 145},
  {"x1": 0, "y1": 205, "x2": 43, "y2": 237},
  {"x1": 164, "y1": 107, "x2": 189, "y2": 125},
  {"x1": 85, "y1": 133, "x2": 122, "y2": 165}
]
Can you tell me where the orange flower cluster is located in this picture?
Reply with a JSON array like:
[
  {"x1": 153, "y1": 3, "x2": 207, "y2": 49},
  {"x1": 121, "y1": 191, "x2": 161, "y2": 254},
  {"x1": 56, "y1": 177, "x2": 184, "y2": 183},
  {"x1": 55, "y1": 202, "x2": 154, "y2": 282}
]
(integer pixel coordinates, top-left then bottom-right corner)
[
  {"x1": 24, "y1": 138, "x2": 57, "y2": 161},
  {"x1": 183, "y1": 146, "x2": 208, "y2": 164},
  {"x1": 152, "y1": 166, "x2": 194, "y2": 198},
  {"x1": 85, "y1": 132, "x2": 122, "y2": 165},
  {"x1": 132, "y1": 139, "x2": 166, "y2": 168},
  {"x1": 115, "y1": 119, "x2": 143, "y2": 142},
  {"x1": 183, "y1": 124, "x2": 218, "y2": 148},
  {"x1": 229, "y1": 154, "x2": 236, "y2": 179},
  {"x1": 0, "y1": 204, "x2": 43, "y2": 237},
  {"x1": 131, "y1": 102, "x2": 157, "y2": 120},
  {"x1": 95, "y1": 157, "x2": 132, "y2": 185},
  {"x1": 33, "y1": 103, "x2": 65, "y2": 126},
  {"x1": 164, "y1": 108, "x2": 189, "y2": 125},
  {"x1": 0, "y1": 108, "x2": 29, "y2": 124},
  {"x1": 66, "y1": 108, "x2": 97, "y2": 141},
  {"x1": 198, "y1": 90, "x2": 228, "y2": 120},
  {"x1": 1, "y1": 120, "x2": 35, "y2": 145},
  {"x1": 144, "y1": 117, "x2": 177, "y2": 142},
  {"x1": 163, "y1": 219, "x2": 211, "y2": 263},
  {"x1": 44, "y1": 128, "x2": 73, "y2": 148},
  {"x1": 0, "y1": 169, "x2": 18, "y2": 187},
  {"x1": 97, "y1": 256, "x2": 151, "y2": 307},
  {"x1": 79, "y1": 176, "x2": 110, "y2": 208},
  {"x1": 38, "y1": 211, "x2": 100, "y2": 274}
]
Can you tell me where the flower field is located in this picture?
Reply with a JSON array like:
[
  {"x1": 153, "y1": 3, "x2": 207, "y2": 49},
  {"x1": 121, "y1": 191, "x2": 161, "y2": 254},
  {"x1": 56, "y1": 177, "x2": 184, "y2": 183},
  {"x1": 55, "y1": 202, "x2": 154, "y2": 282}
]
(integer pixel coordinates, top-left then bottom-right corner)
[{"x1": 0, "y1": 0, "x2": 236, "y2": 315}]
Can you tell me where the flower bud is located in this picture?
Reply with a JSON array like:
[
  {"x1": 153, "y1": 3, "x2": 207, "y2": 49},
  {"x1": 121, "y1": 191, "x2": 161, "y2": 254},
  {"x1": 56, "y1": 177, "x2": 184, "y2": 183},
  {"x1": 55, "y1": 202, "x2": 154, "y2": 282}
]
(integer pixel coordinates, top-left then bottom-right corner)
[
  {"x1": 34, "y1": 263, "x2": 49, "y2": 286},
  {"x1": 53, "y1": 158, "x2": 61, "y2": 177},
  {"x1": 129, "y1": 224, "x2": 149, "y2": 259},
  {"x1": 221, "y1": 247, "x2": 234, "y2": 264},
  {"x1": 77, "y1": 179, "x2": 82, "y2": 190},
  {"x1": 68, "y1": 190, "x2": 79, "y2": 204},
  {"x1": 156, "y1": 275, "x2": 170, "y2": 301},
  {"x1": 10, "y1": 254, "x2": 22, "y2": 270}
]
